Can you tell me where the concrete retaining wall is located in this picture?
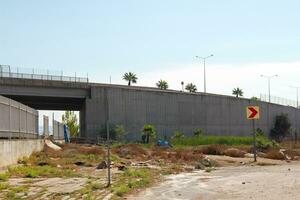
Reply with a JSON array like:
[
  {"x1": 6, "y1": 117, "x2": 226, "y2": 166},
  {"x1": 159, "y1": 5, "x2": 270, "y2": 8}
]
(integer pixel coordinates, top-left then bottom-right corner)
[
  {"x1": 82, "y1": 86, "x2": 300, "y2": 140},
  {"x1": 0, "y1": 139, "x2": 44, "y2": 167}
]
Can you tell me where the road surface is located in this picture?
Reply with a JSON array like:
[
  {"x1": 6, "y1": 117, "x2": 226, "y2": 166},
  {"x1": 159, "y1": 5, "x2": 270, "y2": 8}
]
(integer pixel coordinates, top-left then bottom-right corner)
[{"x1": 128, "y1": 163, "x2": 300, "y2": 200}]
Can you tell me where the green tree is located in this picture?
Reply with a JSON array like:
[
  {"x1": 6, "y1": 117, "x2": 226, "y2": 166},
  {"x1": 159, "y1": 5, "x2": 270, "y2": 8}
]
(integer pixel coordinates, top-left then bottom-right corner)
[
  {"x1": 115, "y1": 124, "x2": 127, "y2": 140},
  {"x1": 62, "y1": 111, "x2": 79, "y2": 137},
  {"x1": 141, "y1": 124, "x2": 156, "y2": 143},
  {"x1": 185, "y1": 83, "x2": 197, "y2": 93},
  {"x1": 232, "y1": 87, "x2": 243, "y2": 97},
  {"x1": 270, "y1": 113, "x2": 291, "y2": 142},
  {"x1": 123, "y1": 72, "x2": 137, "y2": 86},
  {"x1": 156, "y1": 80, "x2": 169, "y2": 90}
]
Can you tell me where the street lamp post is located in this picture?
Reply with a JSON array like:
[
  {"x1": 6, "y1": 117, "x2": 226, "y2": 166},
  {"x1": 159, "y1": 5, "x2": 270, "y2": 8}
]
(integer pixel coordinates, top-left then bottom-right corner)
[
  {"x1": 260, "y1": 75, "x2": 278, "y2": 103},
  {"x1": 195, "y1": 54, "x2": 213, "y2": 93},
  {"x1": 289, "y1": 86, "x2": 300, "y2": 108}
]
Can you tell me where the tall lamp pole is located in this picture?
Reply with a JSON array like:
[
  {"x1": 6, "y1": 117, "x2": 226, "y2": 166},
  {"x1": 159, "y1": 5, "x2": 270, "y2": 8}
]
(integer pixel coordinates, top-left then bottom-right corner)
[
  {"x1": 196, "y1": 54, "x2": 213, "y2": 93},
  {"x1": 289, "y1": 86, "x2": 300, "y2": 108},
  {"x1": 260, "y1": 75, "x2": 278, "y2": 103}
]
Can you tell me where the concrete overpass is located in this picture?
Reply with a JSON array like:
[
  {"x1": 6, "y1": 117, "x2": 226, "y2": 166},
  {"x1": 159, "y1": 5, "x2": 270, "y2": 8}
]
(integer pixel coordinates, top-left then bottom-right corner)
[{"x1": 1, "y1": 76, "x2": 300, "y2": 141}]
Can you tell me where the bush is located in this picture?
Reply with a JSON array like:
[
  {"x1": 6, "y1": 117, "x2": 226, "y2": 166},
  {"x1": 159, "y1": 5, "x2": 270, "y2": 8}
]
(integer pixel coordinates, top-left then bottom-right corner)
[
  {"x1": 172, "y1": 131, "x2": 185, "y2": 139},
  {"x1": 255, "y1": 129, "x2": 279, "y2": 150},
  {"x1": 115, "y1": 124, "x2": 127, "y2": 140},
  {"x1": 270, "y1": 113, "x2": 291, "y2": 142},
  {"x1": 141, "y1": 125, "x2": 156, "y2": 144},
  {"x1": 193, "y1": 128, "x2": 203, "y2": 136}
]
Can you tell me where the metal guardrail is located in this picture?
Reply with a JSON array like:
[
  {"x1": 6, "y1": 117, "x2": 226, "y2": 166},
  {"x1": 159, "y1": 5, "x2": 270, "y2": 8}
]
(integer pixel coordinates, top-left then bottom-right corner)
[{"x1": 0, "y1": 65, "x2": 89, "y2": 83}]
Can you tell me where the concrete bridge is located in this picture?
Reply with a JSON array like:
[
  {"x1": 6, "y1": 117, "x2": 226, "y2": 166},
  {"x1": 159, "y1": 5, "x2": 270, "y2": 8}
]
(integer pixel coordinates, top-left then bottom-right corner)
[{"x1": 0, "y1": 76, "x2": 300, "y2": 141}]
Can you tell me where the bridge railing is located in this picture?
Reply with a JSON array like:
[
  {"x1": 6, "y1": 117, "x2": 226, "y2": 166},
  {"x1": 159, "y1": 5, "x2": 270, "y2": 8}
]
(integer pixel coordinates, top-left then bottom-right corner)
[{"x1": 0, "y1": 65, "x2": 89, "y2": 83}]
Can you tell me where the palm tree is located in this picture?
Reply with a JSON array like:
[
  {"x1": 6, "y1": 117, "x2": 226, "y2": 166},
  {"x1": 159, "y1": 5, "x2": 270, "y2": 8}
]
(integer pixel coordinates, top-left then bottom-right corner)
[
  {"x1": 156, "y1": 80, "x2": 169, "y2": 90},
  {"x1": 185, "y1": 83, "x2": 197, "y2": 93},
  {"x1": 232, "y1": 87, "x2": 244, "y2": 98},
  {"x1": 123, "y1": 72, "x2": 137, "y2": 86}
]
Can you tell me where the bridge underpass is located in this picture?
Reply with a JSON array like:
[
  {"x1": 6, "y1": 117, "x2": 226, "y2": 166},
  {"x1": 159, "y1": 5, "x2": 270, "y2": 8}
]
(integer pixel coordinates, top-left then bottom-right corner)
[{"x1": 0, "y1": 77, "x2": 91, "y2": 137}]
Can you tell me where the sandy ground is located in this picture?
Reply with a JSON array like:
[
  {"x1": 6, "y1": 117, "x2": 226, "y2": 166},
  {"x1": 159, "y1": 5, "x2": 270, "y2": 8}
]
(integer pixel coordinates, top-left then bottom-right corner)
[{"x1": 128, "y1": 160, "x2": 300, "y2": 200}]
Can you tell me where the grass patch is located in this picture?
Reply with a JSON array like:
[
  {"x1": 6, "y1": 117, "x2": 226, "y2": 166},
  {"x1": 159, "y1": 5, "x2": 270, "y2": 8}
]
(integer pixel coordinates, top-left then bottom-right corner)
[
  {"x1": 7, "y1": 165, "x2": 79, "y2": 178},
  {"x1": 172, "y1": 135, "x2": 253, "y2": 146},
  {"x1": 0, "y1": 182, "x2": 9, "y2": 190},
  {"x1": 112, "y1": 168, "x2": 154, "y2": 197},
  {"x1": 0, "y1": 173, "x2": 8, "y2": 181}
]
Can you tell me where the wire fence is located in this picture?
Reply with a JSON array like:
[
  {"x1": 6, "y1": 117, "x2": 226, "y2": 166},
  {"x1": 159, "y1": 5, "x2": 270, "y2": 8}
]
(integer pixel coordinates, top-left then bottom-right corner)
[
  {"x1": 0, "y1": 65, "x2": 89, "y2": 83},
  {"x1": 260, "y1": 94, "x2": 298, "y2": 108}
]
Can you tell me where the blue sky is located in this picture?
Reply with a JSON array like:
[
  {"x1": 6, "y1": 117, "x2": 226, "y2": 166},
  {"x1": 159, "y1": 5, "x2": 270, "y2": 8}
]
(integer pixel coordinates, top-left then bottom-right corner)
[{"x1": 1, "y1": 0, "x2": 300, "y2": 122}]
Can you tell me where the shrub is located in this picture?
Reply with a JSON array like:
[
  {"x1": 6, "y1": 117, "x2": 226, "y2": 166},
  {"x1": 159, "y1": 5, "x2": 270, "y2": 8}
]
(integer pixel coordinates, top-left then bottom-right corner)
[
  {"x1": 193, "y1": 128, "x2": 203, "y2": 136},
  {"x1": 255, "y1": 129, "x2": 279, "y2": 150},
  {"x1": 172, "y1": 131, "x2": 185, "y2": 139},
  {"x1": 141, "y1": 125, "x2": 156, "y2": 143},
  {"x1": 270, "y1": 113, "x2": 291, "y2": 142},
  {"x1": 115, "y1": 124, "x2": 127, "y2": 140}
]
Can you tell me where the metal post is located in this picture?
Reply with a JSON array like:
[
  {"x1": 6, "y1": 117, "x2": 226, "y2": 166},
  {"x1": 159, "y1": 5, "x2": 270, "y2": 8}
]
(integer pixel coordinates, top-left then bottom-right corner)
[
  {"x1": 252, "y1": 120, "x2": 257, "y2": 162},
  {"x1": 106, "y1": 121, "x2": 111, "y2": 187}
]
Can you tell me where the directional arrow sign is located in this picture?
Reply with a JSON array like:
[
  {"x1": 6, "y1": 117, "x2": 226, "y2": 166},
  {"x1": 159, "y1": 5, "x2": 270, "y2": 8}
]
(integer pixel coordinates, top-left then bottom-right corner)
[{"x1": 246, "y1": 106, "x2": 260, "y2": 120}]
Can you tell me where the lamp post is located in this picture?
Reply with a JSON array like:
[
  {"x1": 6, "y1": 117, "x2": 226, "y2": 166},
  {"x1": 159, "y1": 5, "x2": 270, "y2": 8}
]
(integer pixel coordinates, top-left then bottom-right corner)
[
  {"x1": 195, "y1": 54, "x2": 213, "y2": 93},
  {"x1": 260, "y1": 75, "x2": 278, "y2": 103},
  {"x1": 289, "y1": 86, "x2": 300, "y2": 108}
]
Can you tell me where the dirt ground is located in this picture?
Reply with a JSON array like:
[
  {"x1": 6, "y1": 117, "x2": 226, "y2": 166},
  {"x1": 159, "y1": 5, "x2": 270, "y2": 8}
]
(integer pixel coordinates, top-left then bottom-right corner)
[
  {"x1": 129, "y1": 159, "x2": 300, "y2": 200},
  {"x1": 1, "y1": 142, "x2": 300, "y2": 199}
]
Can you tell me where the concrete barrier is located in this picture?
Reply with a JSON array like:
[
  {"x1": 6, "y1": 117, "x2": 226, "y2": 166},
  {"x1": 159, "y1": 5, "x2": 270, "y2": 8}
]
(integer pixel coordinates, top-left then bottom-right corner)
[{"x1": 0, "y1": 139, "x2": 44, "y2": 167}]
